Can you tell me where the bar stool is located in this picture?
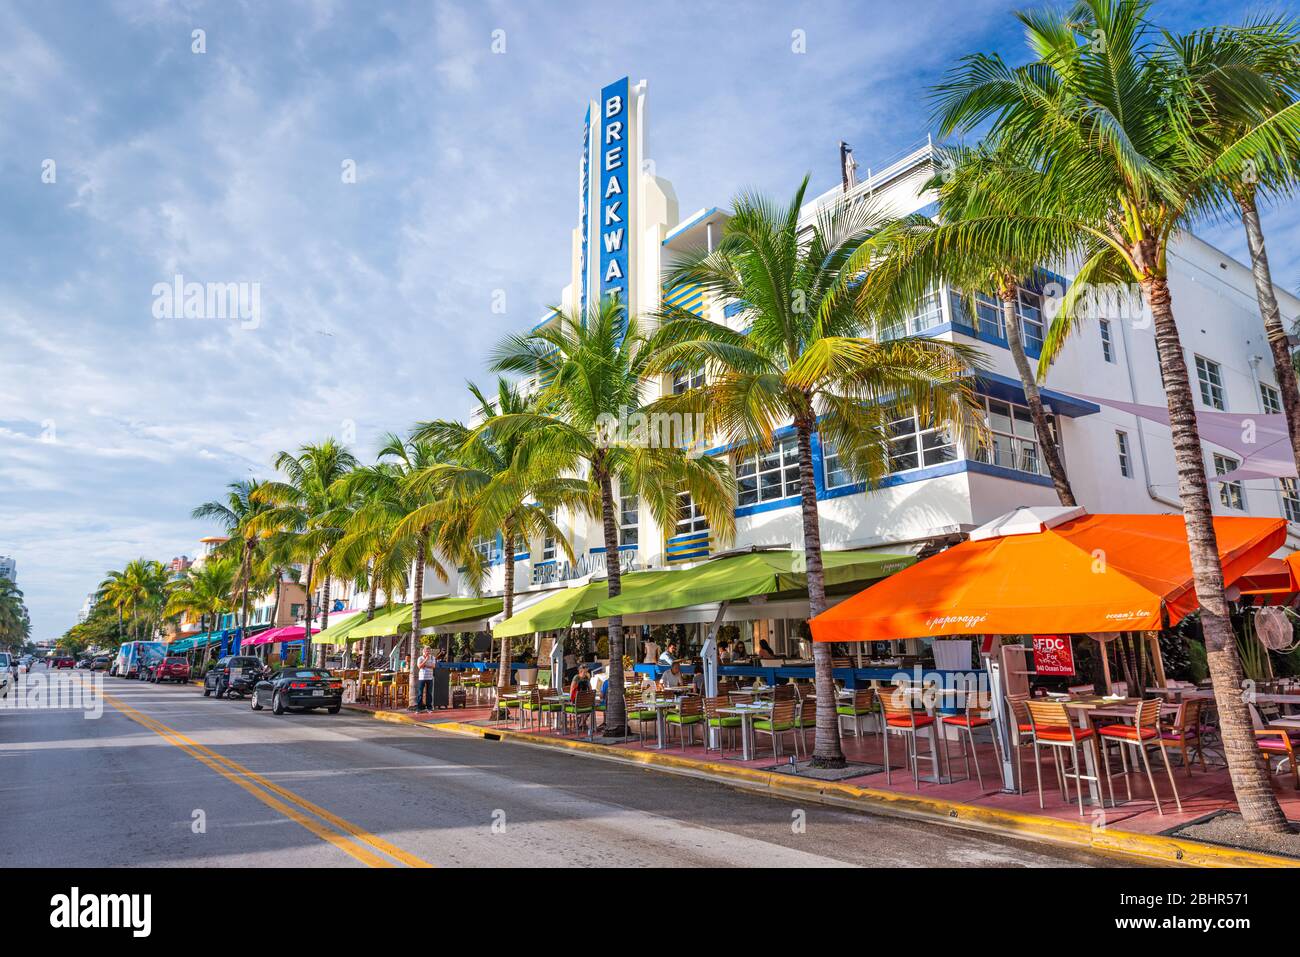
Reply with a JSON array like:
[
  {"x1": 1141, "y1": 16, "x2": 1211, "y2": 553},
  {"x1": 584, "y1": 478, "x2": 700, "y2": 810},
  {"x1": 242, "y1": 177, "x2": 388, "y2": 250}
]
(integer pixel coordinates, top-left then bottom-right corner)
[
  {"x1": 666, "y1": 695, "x2": 704, "y2": 750},
  {"x1": 940, "y1": 685, "x2": 1000, "y2": 790},
  {"x1": 1024, "y1": 699, "x2": 1110, "y2": 816},
  {"x1": 1096, "y1": 698, "x2": 1182, "y2": 815},
  {"x1": 837, "y1": 688, "x2": 879, "y2": 740},
  {"x1": 879, "y1": 687, "x2": 938, "y2": 788},
  {"x1": 704, "y1": 695, "x2": 740, "y2": 757}
]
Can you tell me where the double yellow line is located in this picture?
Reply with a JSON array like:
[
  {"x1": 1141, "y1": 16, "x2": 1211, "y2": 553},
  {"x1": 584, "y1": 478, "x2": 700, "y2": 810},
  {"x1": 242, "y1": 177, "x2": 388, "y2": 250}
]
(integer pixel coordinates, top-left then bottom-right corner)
[{"x1": 87, "y1": 677, "x2": 431, "y2": 868}]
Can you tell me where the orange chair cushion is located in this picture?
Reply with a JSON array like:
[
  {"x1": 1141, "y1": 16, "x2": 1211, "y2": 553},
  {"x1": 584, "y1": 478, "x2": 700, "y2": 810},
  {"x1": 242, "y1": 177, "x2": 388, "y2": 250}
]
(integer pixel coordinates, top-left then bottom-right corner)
[
  {"x1": 1098, "y1": 724, "x2": 1157, "y2": 741},
  {"x1": 1018, "y1": 723, "x2": 1034, "y2": 734},
  {"x1": 886, "y1": 714, "x2": 934, "y2": 728},
  {"x1": 942, "y1": 715, "x2": 990, "y2": 728},
  {"x1": 1033, "y1": 725, "x2": 1092, "y2": 742}
]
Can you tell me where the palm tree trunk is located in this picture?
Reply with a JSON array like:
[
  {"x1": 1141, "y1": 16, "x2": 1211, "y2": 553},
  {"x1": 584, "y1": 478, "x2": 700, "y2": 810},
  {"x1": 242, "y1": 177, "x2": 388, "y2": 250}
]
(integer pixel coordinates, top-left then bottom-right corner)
[
  {"x1": 1238, "y1": 191, "x2": 1300, "y2": 472},
  {"x1": 318, "y1": 575, "x2": 331, "y2": 668},
  {"x1": 1143, "y1": 273, "x2": 1289, "y2": 833},
  {"x1": 302, "y1": 558, "x2": 314, "y2": 669},
  {"x1": 597, "y1": 464, "x2": 627, "y2": 737},
  {"x1": 240, "y1": 586, "x2": 250, "y2": 654},
  {"x1": 796, "y1": 412, "x2": 844, "y2": 768},
  {"x1": 999, "y1": 285, "x2": 1076, "y2": 506},
  {"x1": 408, "y1": 529, "x2": 429, "y2": 705},
  {"x1": 498, "y1": 529, "x2": 515, "y2": 687}
]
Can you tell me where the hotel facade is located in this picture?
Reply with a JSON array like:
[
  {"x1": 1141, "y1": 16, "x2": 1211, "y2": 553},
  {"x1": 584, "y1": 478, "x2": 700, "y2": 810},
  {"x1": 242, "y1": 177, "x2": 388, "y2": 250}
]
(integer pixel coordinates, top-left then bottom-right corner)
[{"x1": 321, "y1": 79, "x2": 1300, "y2": 652}]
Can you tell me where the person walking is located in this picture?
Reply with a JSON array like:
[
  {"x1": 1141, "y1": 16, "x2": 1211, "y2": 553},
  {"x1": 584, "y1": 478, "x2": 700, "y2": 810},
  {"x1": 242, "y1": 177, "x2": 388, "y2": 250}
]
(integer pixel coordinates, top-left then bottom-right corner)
[{"x1": 414, "y1": 645, "x2": 436, "y2": 712}]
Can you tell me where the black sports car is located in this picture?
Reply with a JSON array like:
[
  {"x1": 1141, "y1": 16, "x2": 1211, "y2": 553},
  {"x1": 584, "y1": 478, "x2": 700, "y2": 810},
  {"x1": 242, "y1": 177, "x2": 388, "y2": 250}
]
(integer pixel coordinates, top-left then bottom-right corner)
[{"x1": 251, "y1": 668, "x2": 343, "y2": 715}]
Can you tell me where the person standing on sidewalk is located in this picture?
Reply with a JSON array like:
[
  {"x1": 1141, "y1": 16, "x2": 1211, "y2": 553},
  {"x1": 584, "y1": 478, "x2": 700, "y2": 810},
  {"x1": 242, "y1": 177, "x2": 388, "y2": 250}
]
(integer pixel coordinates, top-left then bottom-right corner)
[{"x1": 414, "y1": 645, "x2": 435, "y2": 712}]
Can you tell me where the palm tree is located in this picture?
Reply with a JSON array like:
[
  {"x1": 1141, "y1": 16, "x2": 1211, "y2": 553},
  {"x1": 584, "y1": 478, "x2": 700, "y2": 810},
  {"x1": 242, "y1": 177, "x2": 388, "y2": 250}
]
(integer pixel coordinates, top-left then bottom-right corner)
[
  {"x1": 645, "y1": 177, "x2": 983, "y2": 766},
  {"x1": 165, "y1": 559, "x2": 237, "y2": 667},
  {"x1": 192, "y1": 480, "x2": 272, "y2": 650},
  {"x1": 325, "y1": 454, "x2": 422, "y2": 673},
  {"x1": 0, "y1": 577, "x2": 29, "y2": 652},
  {"x1": 411, "y1": 379, "x2": 588, "y2": 686},
  {"x1": 252, "y1": 440, "x2": 359, "y2": 665},
  {"x1": 378, "y1": 434, "x2": 469, "y2": 704},
  {"x1": 98, "y1": 559, "x2": 170, "y2": 641},
  {"x1": 860, "y1": 143, "x2": 1076, "y2": 505},
  {"x1": 932, "y1": 0, "x2": 1300, "y2": 832},
  {"x1": 489, "y1": 297, "x2": 736, "y2": 738},
  {"x1": 1160, "y1": 19, "x2": 1300, "y2": 471}
]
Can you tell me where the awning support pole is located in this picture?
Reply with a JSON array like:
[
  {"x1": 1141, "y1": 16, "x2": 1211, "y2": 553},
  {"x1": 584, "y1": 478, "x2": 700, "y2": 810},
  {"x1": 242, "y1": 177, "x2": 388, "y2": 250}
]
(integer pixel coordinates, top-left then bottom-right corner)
[{"x1": 702, "y1": 602, "x2": 728, "y2": 749}]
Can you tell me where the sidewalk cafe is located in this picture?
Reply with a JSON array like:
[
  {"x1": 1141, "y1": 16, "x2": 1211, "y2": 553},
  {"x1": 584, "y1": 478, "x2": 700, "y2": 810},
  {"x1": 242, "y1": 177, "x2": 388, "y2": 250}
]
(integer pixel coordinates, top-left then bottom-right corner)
[{"x1": 333, "y1": 507, "x2": 1300, "y2": 850}]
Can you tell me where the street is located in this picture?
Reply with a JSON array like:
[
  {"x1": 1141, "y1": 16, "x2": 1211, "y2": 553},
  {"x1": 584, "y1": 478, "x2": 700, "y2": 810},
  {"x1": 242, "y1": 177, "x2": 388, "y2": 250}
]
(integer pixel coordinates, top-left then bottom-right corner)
[{"x1": 0, "y1": 664, "x2": 1132, "y2": 868}]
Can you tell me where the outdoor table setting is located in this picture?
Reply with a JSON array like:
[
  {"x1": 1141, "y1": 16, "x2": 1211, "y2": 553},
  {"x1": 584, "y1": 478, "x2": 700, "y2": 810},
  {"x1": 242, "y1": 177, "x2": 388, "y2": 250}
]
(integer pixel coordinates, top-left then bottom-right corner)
[
  {"x1": 717, "y1": 699, "x2": 773, "y2": 761},
  {"x1": 640, "y1": 696, "x2": 685, "y2": 750}
]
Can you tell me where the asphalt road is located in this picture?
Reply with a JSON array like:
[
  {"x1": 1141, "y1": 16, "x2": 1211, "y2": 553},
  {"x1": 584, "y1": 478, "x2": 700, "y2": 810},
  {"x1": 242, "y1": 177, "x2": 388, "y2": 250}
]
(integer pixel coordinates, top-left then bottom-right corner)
[{"x1": 0, "y1": 663, "x2": 1133, "y2": 868}]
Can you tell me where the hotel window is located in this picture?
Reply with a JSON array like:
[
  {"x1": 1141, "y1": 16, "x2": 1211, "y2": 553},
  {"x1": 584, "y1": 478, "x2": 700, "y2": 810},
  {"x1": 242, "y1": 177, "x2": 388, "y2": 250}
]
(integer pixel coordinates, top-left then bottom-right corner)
[
  {"x1": 948, "y1": 289, "x2": 1004, "y2": 340},
  {"x1": 1213, "y1": 453, "x2": 1244, "y2": 510},
  {"x1": 1261, "y1": 382, "x2": 1282, "y2": 415},
  {"x1": 1116, "y1": 430, "x2": 1132, "y2": 478},
  {"x1": 736, "y1": 435, "x2": 802, "y2": 507},
  {"x1": 1099, "y1": 319, "x2": 1115, "y2": 363},
  {"x1": 1283, "y1": 479, "x2": 1300, "y2": 523},
  {"x1": 473, "y1": 535, "x2": 499, "y2": 565},
  {"x1": 1196, "y1": 356, "x2": 1226, "y2": 410},
  {"x1": 618, "y1": 493, "x2": 639, "y2": 547},
  {"x1": 541, "y1": 507, "x2": 557, "y2": 562},
  {"x1": 1016, "y1": 289, "x2": 1044, "y2": 351},
  {"x1": 978, "y1": 397, "x2": 1057, "y2": 476},
  {"x1": 671, "y1": 368, "x2": 705, "y2": 395},
  {"x1": 884, "y1": 287, "x2": 943, "y2": 339},
  {"x1": 674, "y1": 491, "x2": 708, "y2": 537},
  {"x1": 822, "y1": 412, "x2": 957, "y2": 489}
]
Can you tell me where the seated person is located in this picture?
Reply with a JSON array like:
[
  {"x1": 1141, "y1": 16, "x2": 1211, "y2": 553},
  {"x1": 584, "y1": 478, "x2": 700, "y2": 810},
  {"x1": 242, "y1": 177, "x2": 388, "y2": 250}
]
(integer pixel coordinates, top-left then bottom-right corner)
[
  {"x1": 657, "y1": 641, "x2": 678, "y2": 667},
  {"x1": 758, "y1": 639, "x2": 776, "y2": 658},
  {"x1": 730, "y1": 641, "x2": 748, "y2": 663},
  {"x1": 659, "y1": 661, "x2": 685, "y2": 689},
  {"x1": 717, "y1": 640, "x2": 731, "y2": 663},
  {"x1": 569, "y1": 665, "x2": 591, "y2": 702}
]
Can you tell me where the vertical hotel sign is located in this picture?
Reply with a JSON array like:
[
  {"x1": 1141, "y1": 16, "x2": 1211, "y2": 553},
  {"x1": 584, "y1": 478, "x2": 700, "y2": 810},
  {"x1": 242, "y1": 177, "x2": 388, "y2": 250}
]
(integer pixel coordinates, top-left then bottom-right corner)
[{"x1": 598, "y1": 77, "x2": 630, "y2": 304}]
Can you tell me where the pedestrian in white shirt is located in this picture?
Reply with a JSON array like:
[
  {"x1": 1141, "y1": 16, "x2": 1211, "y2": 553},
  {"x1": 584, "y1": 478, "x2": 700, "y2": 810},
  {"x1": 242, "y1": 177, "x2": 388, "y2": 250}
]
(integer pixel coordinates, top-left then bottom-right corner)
[{"x1": 414, "y1": 647, "x2": 436, "y2": 711}]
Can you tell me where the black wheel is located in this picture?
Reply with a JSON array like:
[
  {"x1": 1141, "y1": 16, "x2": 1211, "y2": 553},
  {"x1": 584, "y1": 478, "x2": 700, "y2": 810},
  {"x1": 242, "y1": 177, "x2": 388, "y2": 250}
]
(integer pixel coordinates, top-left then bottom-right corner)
[
  {"x1": 272, "y1": 691, "x2": 286, "y2": 715},
  {"x1": 327, "y1": 706, "x2": 340, "y2": 715},
  {"x1": 215, "y1": 684, "x2": 225, "y2": 699},
  {"x1": 202, "y1": 686, "x2": 211, "y2": 697},
  {"x1": 251, "y1": 692, "x2": 263, "y2": 711}
]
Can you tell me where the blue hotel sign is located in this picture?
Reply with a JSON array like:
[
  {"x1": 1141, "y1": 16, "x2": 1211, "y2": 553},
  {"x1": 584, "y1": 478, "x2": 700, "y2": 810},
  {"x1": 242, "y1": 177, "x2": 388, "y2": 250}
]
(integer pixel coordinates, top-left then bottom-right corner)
[{"x1": 597, "y1": 76, "x2": 629, "y2": 304}]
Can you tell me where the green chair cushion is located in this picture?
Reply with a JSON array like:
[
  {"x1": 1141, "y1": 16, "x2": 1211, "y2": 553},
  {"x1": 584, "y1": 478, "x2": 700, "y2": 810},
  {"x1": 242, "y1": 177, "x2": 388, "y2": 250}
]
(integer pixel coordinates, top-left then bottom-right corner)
[
  {"x1": 707, "y1": 716, "x2": 742, "y2": 728},
  {"x1": 666, "y1": 713, "x2": 702, "y2": 725},
  {"x1": 628, "y1": 710, "x2": 657, "y2": 720},
  {"x1": 754, "y1": 719, "x2": 794, "y2": 732},
  {"x1": 796, "y1": 717, "x2": 815, "y2": 728},
  {"x1": 564, "y1": 705, "x2": 594, "y2": 714},
  {"x1": 837, "y1": 706, "x2": 871, "y2": 716}
]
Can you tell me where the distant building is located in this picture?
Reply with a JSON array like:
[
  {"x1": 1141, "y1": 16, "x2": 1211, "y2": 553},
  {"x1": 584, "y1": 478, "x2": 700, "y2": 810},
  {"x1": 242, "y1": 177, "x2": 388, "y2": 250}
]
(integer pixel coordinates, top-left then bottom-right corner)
[
  {"x1": 0, "y1": 555, "x2": 15, "y2": 585},
  {"x1": 76, "y1": 592, "x2": 96, "y2": 623}
]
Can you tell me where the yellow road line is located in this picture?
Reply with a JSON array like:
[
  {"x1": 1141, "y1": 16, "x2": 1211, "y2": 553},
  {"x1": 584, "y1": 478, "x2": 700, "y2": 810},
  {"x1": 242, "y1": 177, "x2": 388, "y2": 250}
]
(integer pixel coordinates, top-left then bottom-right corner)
[{"x1": 89, "y1": 678, "x2": 432, "y2": 868}]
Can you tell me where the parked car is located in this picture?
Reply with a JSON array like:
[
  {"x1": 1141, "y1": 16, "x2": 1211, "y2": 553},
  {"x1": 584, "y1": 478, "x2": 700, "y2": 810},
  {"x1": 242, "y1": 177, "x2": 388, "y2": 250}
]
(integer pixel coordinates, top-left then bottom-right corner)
[
  {"x1": 251, "y1": 667, "x2": 343, "y2": 715},
  {"x1": 203, "y1": 656, "x2": 267, "y2": 699},
  {"x1": 89, "y1": 656, "x2": 110, "y2": 672},
  {"x1": 50, "y1": 656, "x2": 75, "y2": 670},
  {"x1": 0, "y1": 653, "x2": 12, "y2": 698},
  {"x1": 150, "y1": 657, "x2": 191, "y2": 683},
  {"x1": 76, "y1": 658, "x2": 92, "y2": 669}
]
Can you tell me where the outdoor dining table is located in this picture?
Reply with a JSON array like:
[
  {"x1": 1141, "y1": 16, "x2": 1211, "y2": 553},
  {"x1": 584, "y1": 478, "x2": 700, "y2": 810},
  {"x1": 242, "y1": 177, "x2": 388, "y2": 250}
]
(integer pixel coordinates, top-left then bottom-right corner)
[
  {"x1": 717, "y1": 701, "x2": 772, "y2": 761},
  {"x1": 641, "y1": 697, "x2": 681, "y2": 750},
  {"x1": 1061, "y1": 696, "x2": 1144, "y2": 805}
]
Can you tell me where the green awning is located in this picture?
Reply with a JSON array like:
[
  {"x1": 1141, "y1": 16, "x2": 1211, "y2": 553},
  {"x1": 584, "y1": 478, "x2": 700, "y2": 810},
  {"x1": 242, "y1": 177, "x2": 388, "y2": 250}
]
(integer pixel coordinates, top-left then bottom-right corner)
[
  {"x1": 349, "y1": 597, "x2": 504, "y2": 640},
  {"x1": 312, "y1": 610, "x2": 385, "y2": 646},
  {"x1": 492, "y1": 570, "x2": 683, "y2": 639},
  {"x1": 595, "y1": 549, "x2": 915, "y2": 619}
]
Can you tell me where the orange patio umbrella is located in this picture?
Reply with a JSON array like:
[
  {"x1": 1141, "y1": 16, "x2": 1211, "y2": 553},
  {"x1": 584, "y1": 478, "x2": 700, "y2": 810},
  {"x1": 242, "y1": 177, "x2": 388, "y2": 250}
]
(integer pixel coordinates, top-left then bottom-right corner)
[
  {"x1": 1233, "y1": 552, "x2": 1300, "y2": 596},
  {"x1": 810, "y1": 512, "x2": 1287, "y2": 642}
]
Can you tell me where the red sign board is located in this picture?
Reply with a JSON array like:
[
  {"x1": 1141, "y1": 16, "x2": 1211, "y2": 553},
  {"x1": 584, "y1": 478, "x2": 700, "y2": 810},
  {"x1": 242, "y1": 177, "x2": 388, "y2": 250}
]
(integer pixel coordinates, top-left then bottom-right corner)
[{"x1": 1032, "y1": 634, "x2": 1076, "y2": 676}]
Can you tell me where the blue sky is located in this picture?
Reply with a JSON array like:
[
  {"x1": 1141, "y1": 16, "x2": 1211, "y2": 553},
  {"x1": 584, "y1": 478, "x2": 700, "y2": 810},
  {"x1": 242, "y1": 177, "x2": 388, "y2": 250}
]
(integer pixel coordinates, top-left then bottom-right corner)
[{"x1": 1, "y1": 0, "x2": 1295, "y2": 639}]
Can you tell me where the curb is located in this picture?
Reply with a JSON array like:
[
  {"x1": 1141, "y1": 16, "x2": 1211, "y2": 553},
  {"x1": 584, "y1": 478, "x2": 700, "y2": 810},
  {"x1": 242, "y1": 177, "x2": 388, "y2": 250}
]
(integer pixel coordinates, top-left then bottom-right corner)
[{"x1": 342, "y1": 703, "x2": 1297, "y2": 868}]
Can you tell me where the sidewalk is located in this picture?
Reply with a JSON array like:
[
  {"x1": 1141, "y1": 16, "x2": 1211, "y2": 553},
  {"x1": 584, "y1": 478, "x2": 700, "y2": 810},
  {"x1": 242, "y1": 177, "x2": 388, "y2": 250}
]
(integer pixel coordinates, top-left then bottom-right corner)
[{"x1": 343, "y1": 697, "x2": 1300, "y2": 867}]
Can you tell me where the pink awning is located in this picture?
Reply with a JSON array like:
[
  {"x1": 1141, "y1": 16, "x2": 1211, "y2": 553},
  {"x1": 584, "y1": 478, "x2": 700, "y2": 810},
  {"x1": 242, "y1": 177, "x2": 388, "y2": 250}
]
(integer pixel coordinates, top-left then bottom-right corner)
[{"x1": 244, "y1": 625, "x2": 318, "y2": 646}]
